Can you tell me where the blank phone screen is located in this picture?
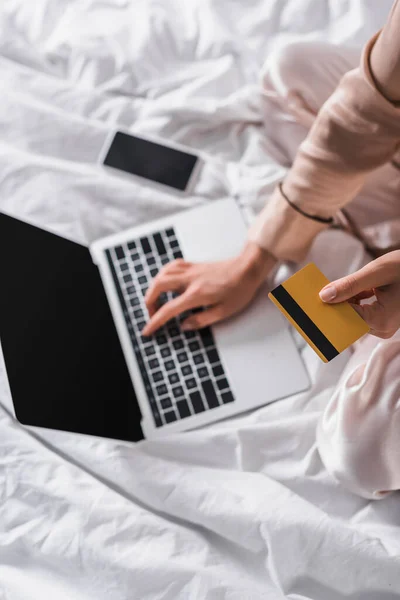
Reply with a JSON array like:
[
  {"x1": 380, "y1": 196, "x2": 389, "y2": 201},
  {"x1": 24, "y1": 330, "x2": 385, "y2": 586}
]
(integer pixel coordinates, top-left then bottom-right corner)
[{"x1": 103, "y1": 131, "x2": 199, "y2": 191}]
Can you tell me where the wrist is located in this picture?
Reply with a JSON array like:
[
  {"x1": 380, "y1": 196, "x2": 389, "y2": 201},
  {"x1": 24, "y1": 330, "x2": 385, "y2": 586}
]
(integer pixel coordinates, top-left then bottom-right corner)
[{"x1": 238, "y1": 241, "x2": 277, "y2": 282}]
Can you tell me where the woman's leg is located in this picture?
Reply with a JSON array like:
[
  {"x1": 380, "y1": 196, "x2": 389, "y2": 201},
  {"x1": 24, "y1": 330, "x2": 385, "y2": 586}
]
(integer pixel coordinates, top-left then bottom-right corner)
[
  {"x1": 260, "y1": 40, "x2": 360, "y2": 165},
  {"x1": 317, "y1": 332, "x2": 400, "y2": 499}
]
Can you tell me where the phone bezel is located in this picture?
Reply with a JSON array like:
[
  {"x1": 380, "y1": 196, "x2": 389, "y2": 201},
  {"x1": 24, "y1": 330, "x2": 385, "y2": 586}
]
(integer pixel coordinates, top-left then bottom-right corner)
[{"x1": 97, "y1": 128, "x2": 203, "y2": 196}]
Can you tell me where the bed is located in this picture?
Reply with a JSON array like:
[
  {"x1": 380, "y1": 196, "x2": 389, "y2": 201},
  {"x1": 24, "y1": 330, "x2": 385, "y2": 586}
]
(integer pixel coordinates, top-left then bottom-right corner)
[{"x1": 1, "y1": 1, "x2": 400, "y2": 598}]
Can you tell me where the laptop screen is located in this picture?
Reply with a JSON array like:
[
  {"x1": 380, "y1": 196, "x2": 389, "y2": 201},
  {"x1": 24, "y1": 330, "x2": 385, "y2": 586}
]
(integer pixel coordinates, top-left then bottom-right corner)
[{"x1": 0, "y1": 213, "x2": 143, "y2": 442}]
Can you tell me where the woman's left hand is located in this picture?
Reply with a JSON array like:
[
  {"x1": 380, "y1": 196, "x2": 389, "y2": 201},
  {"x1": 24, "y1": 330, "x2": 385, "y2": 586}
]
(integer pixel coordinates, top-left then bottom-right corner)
[{"x1": 319, "y1": 250, "x2": 400, "y2": 339}]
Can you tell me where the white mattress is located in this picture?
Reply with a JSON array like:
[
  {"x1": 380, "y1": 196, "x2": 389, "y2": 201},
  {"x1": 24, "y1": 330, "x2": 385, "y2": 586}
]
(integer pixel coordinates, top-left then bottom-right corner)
[{"x1": 1, "y1": 1, "x2": 399, "y2": 598}]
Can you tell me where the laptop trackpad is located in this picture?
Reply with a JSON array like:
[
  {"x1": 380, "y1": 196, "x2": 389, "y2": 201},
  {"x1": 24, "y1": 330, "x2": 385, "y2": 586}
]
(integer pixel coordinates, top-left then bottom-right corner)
[{"x1": 213, "y1": 284, "x2": 310, "y2": 411}]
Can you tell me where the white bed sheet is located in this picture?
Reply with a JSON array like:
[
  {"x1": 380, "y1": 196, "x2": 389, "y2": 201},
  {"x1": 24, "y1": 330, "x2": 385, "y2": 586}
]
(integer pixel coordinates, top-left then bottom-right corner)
[{"x1": 1, "y1": 1, "x2": 400, "y2": 598}]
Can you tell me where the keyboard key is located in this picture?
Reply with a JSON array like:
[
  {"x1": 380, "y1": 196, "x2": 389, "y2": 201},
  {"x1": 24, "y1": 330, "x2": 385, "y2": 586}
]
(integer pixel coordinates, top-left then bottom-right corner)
[
  {"x1": 200, "y1": 328, "x2": 214, "y2": 347},
  {"x1": 206, "y1": 349, "x2": 219, "y2": 364},
  {"x1": 166, "y1": 228, "x2": 175, "y2": 238},
  {"x1": 173, "y1": 250, "x2": 183, "y2": 259},
  {"x1": 127, "y1": 241, "x2": 136, "y2": 250},
  {"x1": 138, "y1": 275, "x2": 147, "y2": 285},
  {"x1": 173, "y1": 339, "x2": 184, "y2": 350},
  {"x1": 217, "y1": 378, "x2": 229, "y2": 391},
  {"x1": 190, "y1": 391, "x2": 205, "y2": 413},
  {"x1": 168, "y1": 325, "x2": 180, "y2": 337},
  {"x1": 131, "y1": 252, "x2": 140, "y2": 261},
  {"x1": 165, "y1": 360, "x2": 175, "y2": 371},
  {"x1": 161, "y1": 257, "x2": 169, "y2": 265},
  {"x1": 153, "y1": 232, "x2": 166, "y2": 255},
  {"x1": 188, "y1": 341, "x2": 200, "y2": 352},
  {"x1": 185, "y1": 378, "x2": 196, "y2": 390},
  {"x1": 145, "y1": 346, "x2": 156, "y2": 356},
  {"x1": 147, "y1": 256, "x2": 156, "y2": 266},
  {"x1": 164, "y1": 410, "x2": 177, "y2": 424},
  {"x1": 115, "y1": 246, "x2": 125, "y2": 259},
  {"x1": 150, "y1": 268, "x2": 158, "y2": 277},
  {"x1": 197, "y1": 367, "x2": 209, "y2": 379},
  {"x1": 183, "y1": 330, "x2": 196, "y2": 339},
  {"x1": 152, "y1": 371, "x2": 164, "y2": 383},
  {"x1": 172, "y1": 386, "x2": 184, "y2": 398},
  {"x1": 137, "y1": 320, "x2": 146, "y2": 330},
  {"x1": 155, "y1": 333, "x2": 167, "y2": 345},
  {"x1": 160, "y1": 398, "x2": 172, "y2": 409},
  {"x1": 126, "y1": 285, "x2": 135, "y2": 295},
  {"x1": 181, "y1": 365, "x2": 193, "y2": 376},
  {"x1": 156, "y1": 384, "x2": 168, "y2": 396},
  {"x1": 177, "y1": 352, "x2": 188, "y2": 363},
  {"x1": 168, "y1": 372, "x2": 179, "y2": 384},
  {"x1": 134, "y1": 263, "x2": 144, "y2": 273},
  {"x1": 130, "y1": 297, "x2": 140, "y2": 307},
  {"x1": 161, "y1": 347, "x2": 172, "y2": 358},
  {"x1": 159, "y1": 293, "x2": 168, "y2": 306},
  {"x1": 221, "y1": 391, "x2": 234, "y2": 404},
  {"x1": 170, "y1": 239, "x2": 179, "y2": 248},
  {"x1": 123, "y1": 274, "x2": 132, "y2": 283},
  {"x1": 120, "y1": 263, "x2": 129, "y2": 271},
  {"x1": 176, "y1": 399, "x2": 191, "y2": 419},
  {"x1": 148, "y1": 358, "x2": 159, "y2": 369},
  {"x1": 133, "y1": 309, "x2": 144, "y2": 319},
  {"x1": 201, "y1": 380, "x2": 220, "y2": 409},
  {"x1": 212, "y1": 364, "x2": 224, "y2": 377},
  {"x1": 193, "y1": 353, "x2": 205, "y2": 365},
  {"x1": 140, "y1": 237, "x2": 152, "y2": 254}
]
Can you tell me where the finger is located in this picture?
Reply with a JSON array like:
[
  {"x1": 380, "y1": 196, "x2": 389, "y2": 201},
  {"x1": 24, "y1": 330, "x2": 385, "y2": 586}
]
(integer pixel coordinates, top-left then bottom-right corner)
[
  {"x1": 369, "y1": 329, "x2": 397, "y2": 339},
  {"x1": 142, "y1": 291, "x2": 197, "y2": 336},
  {"x1": 350, "y1": 301, "x2": 387, "y2": 333},
  {"x1": 350, "y1": 290, "x2": 375, "y2": 305},
  {"x1": 352, "y1": 289, "x2": 375, "y2": 301},
  {"x1": 351, "y1": 303, "x2": 390, "y2": 338},
  {"x1": 181, "y1": 305, "x2": 225, "y2": 330},
  {"x1": 145, "y1": 275, "x2": 186, "y2": 317},
  {"x1": 319, "y1": 259, "x2": 396, "y2": 304}
]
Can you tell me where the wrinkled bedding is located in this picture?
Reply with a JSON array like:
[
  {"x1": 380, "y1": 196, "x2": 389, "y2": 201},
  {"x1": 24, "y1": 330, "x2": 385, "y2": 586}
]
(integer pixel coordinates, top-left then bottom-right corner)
[{"x1": 1, "y1": 1, "x2": 400, "y2": 598}]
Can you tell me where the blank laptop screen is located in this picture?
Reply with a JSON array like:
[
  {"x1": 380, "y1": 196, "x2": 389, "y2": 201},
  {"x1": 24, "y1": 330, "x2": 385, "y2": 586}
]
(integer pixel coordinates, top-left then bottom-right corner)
[{"x1": 0, "y1": 213, "x2": 143, "y2": 442}]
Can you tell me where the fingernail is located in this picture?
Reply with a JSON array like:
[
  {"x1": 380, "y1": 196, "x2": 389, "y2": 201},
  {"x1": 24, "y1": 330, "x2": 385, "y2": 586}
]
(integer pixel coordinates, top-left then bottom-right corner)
[
  {"x1": 181, "y1": 322, "x2": 193, "y2": 331},
  {"x1": 319, "y1": 285, "x2": 337, "y2": 302}
]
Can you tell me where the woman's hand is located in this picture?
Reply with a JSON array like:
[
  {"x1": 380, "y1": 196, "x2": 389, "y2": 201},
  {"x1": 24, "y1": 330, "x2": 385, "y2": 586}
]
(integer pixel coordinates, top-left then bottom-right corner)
[
  {"x1": 142, "y1": 242, "x2": 276, "y2": 336},
  {"x1": 319, "y1": 250, "x2": 400, "y2": 339}
]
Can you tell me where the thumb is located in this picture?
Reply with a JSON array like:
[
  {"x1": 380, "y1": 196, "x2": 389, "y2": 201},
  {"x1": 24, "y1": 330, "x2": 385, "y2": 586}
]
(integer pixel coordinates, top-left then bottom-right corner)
[
  {"x1": 319, "y1": 269, "x2": 376, "y2": 304},
  {"x1": 319, "y1": 255, "x2": 398, "y2": 304}
]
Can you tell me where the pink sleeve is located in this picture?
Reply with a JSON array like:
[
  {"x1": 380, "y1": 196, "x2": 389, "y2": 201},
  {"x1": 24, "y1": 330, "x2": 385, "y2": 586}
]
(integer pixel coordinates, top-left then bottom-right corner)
[{"x1": 249, "y1": 3, "x2": 400, "y2": 261}]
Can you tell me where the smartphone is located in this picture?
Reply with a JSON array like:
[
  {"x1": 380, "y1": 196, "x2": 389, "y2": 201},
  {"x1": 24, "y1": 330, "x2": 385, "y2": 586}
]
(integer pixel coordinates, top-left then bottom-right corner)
[{"x1": 99, "y1": 130, "x2": 201, "y2": 193}]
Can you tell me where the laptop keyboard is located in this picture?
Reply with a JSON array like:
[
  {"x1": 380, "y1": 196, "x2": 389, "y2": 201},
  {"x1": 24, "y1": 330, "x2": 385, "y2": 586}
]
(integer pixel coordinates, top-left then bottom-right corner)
[{"x1": 105, "y1": 227, "x2": 235, "y2": 428}]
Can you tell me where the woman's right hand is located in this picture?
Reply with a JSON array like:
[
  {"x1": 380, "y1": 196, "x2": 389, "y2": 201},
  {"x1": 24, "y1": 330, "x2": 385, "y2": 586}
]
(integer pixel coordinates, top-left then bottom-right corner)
[{"x1": 142, "y1": 242, "x2": 276, "y2": 337}]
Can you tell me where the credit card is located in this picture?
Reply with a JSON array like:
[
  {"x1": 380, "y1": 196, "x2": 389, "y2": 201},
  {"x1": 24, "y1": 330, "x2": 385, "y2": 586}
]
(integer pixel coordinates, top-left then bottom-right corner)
[{"x1": 268, "y1": 263, "x2": 370, "y2": 362}]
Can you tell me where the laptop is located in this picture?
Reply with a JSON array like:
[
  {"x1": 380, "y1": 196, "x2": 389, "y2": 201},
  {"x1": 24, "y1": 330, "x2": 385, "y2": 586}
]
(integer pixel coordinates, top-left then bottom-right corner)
[{"x1": 0, "y1": 199, "x2": 309, "y2": 442}]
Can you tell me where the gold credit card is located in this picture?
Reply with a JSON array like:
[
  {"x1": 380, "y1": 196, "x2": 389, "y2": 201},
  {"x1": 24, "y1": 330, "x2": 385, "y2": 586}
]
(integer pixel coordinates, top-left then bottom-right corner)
[{"x1": 268, "y1": 263, "x2": 370, "y2": 362}]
